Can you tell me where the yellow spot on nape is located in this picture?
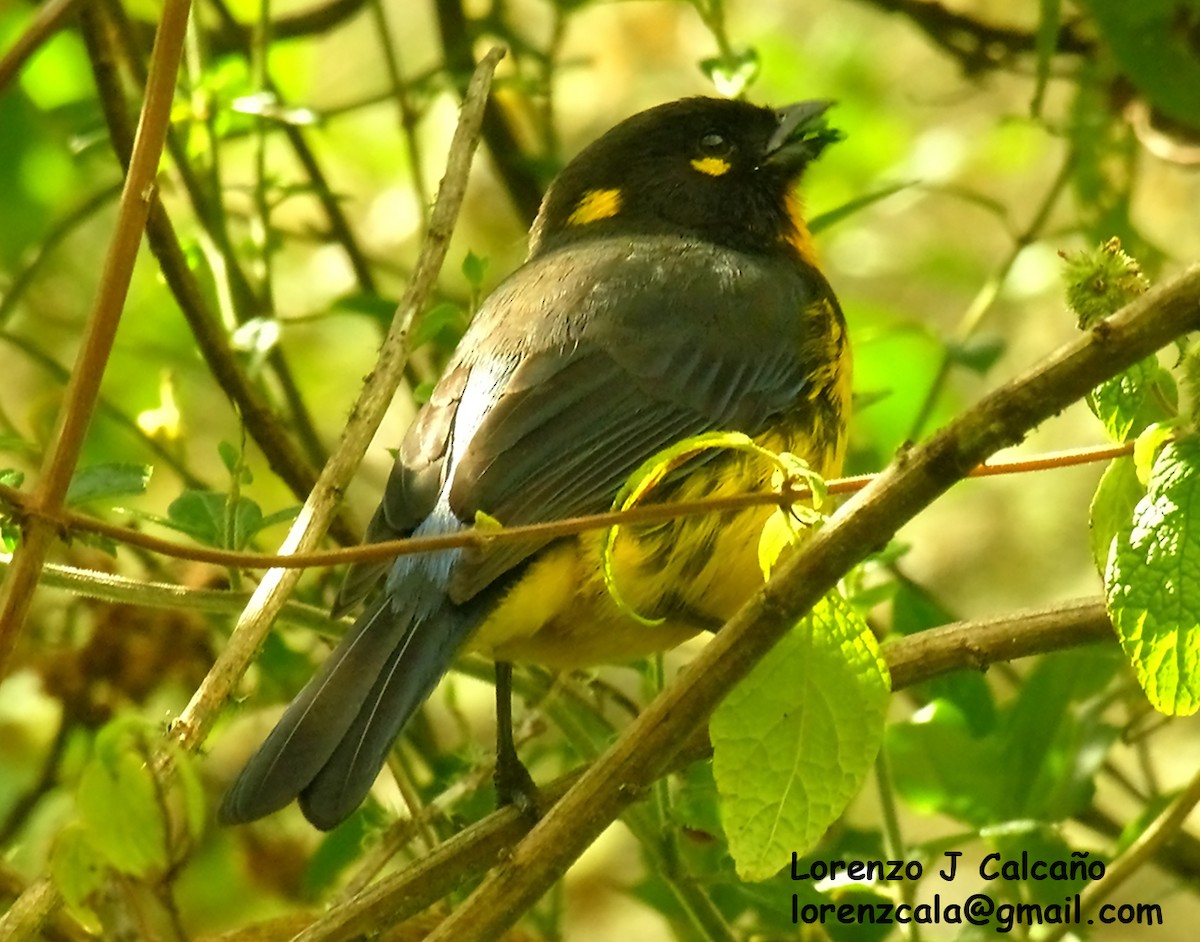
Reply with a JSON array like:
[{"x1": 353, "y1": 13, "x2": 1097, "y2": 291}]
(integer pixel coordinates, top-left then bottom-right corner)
[
  {"x1": 690, "y1": 156, "x2": 731, "y2": 176},
  {"x1": 568, "y1": 188, "x2": 622, "y2": 225},
  {"x1": 783, "y1": 191, "x2": 819, "y2": 267}
]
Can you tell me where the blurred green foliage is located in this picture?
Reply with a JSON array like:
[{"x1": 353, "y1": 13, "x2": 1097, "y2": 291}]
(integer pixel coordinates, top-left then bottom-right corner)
[{"x1": 2, "y1": 0, "x2": 1200, "y2": 939}]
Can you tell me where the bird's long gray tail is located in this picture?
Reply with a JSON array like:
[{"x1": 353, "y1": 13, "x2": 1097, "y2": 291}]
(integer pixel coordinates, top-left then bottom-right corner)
[{"x1": 219, "y1": 579, "x2": 473, "y2": 830}]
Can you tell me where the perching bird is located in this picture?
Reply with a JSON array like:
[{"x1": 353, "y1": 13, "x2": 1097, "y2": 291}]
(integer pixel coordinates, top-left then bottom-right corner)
[{"x1": 220, "y1": 96, "x2": 850, "y2": 830}]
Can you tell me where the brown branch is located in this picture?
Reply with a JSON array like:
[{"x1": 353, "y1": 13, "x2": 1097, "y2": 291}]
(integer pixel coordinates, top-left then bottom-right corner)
[
  {"x1": 97, "y1": 0, "x2": 328, "y2": 482},
  {"x1": 436, "y1": 0, "x2": 545, "y2": 226},
  {"x1": 0, "y1": 0, "x2": 194, "y2": 679},
  {"x1": 0, "y1": 442, "x2": 1135, "y2": 577},
  {"x1": 421, "y1": 264, "x2": 1200, "y2": 941},
  {"x1": 77, "y1": 2, "x2": 359, "y2": 547},
  {"x1": 168, "y1": 46, "x2": 508, "y2": 754},
  {"x1": 851, "y1": 0, "x2": 1092, "y2": 76},
  {"x1": 0, "y1": 0, "x2": 84, "y2": 94},
  {"x1": 280, "y1": 598, "x2": 1115, "y2": 942}
]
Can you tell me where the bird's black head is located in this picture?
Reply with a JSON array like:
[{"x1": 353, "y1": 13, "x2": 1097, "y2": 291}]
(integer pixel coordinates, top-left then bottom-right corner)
[{"x1": 529, "y1": 97, "x2": 843, "y2": 262}]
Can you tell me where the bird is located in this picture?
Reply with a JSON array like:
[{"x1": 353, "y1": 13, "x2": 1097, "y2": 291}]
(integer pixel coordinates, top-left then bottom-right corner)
[{"x1": 220, "y1": 96, "x2": 851, "y2": 830}]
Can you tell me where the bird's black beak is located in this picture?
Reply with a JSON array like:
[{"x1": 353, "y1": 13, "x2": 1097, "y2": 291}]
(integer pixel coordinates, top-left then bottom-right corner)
[{"x1": 764, "y1": 100, "x2": 843, "y2": 171}]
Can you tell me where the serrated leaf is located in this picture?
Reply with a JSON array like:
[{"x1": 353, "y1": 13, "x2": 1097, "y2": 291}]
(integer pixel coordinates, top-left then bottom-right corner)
[
  {"x1": 1090, "y1": 457, "x2": 1144, "y2": 575},
  {"x1": 66, "y1": 463, "x2": 152, "y2": 506},
  {"x1": 1, "y1": 468, "x2": 26, "y2": 488},
  {"x1": 711, "y1": 592, "x2": 890, "y2": 881},
  {"x1": 164, "y1": 489, "x2": 264, "y2": 549},
  {"x1": 1106, "y1": 437, "x2": 1200, "y2": 715},
  {"x1": 1087, "y1": 356, "x2": 1177, "y2": 442},
  {"x1": 77, "y1": 722, "x2": 168, "y2": 877}
]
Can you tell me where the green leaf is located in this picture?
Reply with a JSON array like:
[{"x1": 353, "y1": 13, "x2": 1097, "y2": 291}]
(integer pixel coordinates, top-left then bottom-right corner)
[
  {"x1": 0, "y1": 468, "x2": 25, "y2": 488},
  {"x1": 1106, "y1": 437, "x2": 1200, "y2": 715},
  {"x1": 411, "y1": 301, "x2": 468, "y2": 350},
  {"x1": 887, "y1": 699, "x2": 1005, "y2": 826},
  {"x1": 890, "y1": 578, "x2": 996, "y2": 734},
  {"x1": 1078, "y1": 0, "x2": 1200, "y2": 129},
  {"x1": 889, "y1": 651, "x2": 1118, "y2": 828},
  {"x1": 49, "y1": 823, "x2": 105, "y2": 935},
  {"x1": 217, "y1": 441, "x2": 241, "y2": 477},
  {"x1": 699, "y1": 47, "x2": 760, "y2": 98},
  {"x1": 66, "y1": 463, "x2": 152, "y2": 506},
  {"x1": 711, "y1": 592, "x2": 890, "y2": 881},
  {"x1": 76, "y1": 720, "x2": 168, "y2": 877},
  {"x1": 1087, "y1": 356, "x2": 1177, "y2": 443},
  {"x1": 461, "y1": 250, "x2": 489, "y2": 288},
  {"x1": 1090, "y1": 457, "x2": 1144, "y2": 575},
  {"x1": 1134, "y1": 423, "x2": 1175, "y2": 485},
  {"x1": 331, "y1": 292, "x2": 401, "y2": 329},
  {"x1": 946, "y1": 334, "x2": 1006, "y2": 375},
  {"x1": 163, "y1": 489, "x2": 265, "y2": 549},
  {"x1": 808, "y1": 181, "x2": 913, "y2": 234}
]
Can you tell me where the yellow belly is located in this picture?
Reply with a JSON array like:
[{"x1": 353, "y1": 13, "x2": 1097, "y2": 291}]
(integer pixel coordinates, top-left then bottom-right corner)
[{"x1": 467, "y1": 422, "x2": 848, "y2": 670}]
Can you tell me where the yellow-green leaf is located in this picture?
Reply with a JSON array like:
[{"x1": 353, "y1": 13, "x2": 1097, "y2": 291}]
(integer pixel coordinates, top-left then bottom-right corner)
[{"x1": 711, "y1": 592, "x2": 891, "y2": 881}]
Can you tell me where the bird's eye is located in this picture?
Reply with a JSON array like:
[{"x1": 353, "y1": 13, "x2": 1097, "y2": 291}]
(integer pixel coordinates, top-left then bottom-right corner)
[{"x1": 698, "y1": 131, "x2": 732, "y2": 157}]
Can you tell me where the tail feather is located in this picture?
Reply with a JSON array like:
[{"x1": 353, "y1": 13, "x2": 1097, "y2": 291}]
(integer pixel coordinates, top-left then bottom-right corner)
[
  {"x1": 221, "y1": 504, "x2": 475, "y2": 829},
  {"x1": 218, "y1": 595, "x2": 408, "y2": 825},
  {"x1": 298, "y1": 604, "x2": 473, "y2": 829}
]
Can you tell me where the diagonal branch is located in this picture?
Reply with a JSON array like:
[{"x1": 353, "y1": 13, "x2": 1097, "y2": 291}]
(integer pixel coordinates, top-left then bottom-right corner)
[
  {"x1": 284, "y1": 598, "x2": 1116, "y2": 942},
  {"x1": 0, "y1": 0, "x2": 194, "y2": 679},
  {"x1": 425, "y1": 264, "x2": 1200, "y2": 940}
]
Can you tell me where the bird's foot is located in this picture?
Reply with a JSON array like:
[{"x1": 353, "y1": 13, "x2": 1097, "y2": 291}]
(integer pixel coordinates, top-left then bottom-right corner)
[{"x1": 494, "y1": 751, "x2": 541, "y2": 818}]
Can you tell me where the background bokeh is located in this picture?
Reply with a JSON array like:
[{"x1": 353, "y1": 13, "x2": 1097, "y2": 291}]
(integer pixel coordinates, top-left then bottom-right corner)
[{"x1": 2, "y1": 0, "x2": 1199, "y2": 939}]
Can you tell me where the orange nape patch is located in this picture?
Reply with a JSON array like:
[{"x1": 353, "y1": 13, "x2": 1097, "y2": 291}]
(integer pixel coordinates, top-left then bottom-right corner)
[
  {"x1": 568, "y1": 188, "x2": 622, "y2": 225},
  {"x1": 782, "y1": 190, "x2": 819, "y2": 267},
  {"x1": 690, "y1": 156, "x2": 731, "y2": 176}
]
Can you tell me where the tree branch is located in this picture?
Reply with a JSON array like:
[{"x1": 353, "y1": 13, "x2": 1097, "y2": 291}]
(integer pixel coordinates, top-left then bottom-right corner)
[
  {"x1": 0, "y1": 0, "x2": 194, "y2": 678},
  {"x1": 850, "y1": 0, "x2": 1092, "y2": 75},
  {"x1": 278, "y1": 598, "x2": 1115, "y2": 941},
  {"x1": 436, "y1": 0, "x2": 545, "y2": 226},
  {"x1": 424, "y1": 265, "x2": 1200, "y2": 940}
]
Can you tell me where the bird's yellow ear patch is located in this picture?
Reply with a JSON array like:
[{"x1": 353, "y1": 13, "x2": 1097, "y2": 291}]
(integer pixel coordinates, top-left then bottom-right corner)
[
  {"x1": 568, "y1": 188, "x2": 622, "y2": 225},
  {"x1": 690, "y1": 156, "x2": 731, "y2": 176}
]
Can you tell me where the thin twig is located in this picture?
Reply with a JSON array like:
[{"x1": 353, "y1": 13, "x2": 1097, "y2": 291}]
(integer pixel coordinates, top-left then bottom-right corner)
[
  {"x1": 0, "y1": 441, "x2": 1135, "y2": 573},
  {"x1": 0, "y1": 0, "x2": 195, "y2": 679},
  {"x1": 168, "y1": 45, "x2": 507, "y2": 753},
  {"x1": 1042, "y1": 763, "x2": 1200, "y2": 942}
]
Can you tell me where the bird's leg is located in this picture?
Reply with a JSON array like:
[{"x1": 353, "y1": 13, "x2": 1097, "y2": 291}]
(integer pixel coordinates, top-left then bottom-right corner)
[{"x1": 493, "y1": 661, "x2": 540, "y2": 816}]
